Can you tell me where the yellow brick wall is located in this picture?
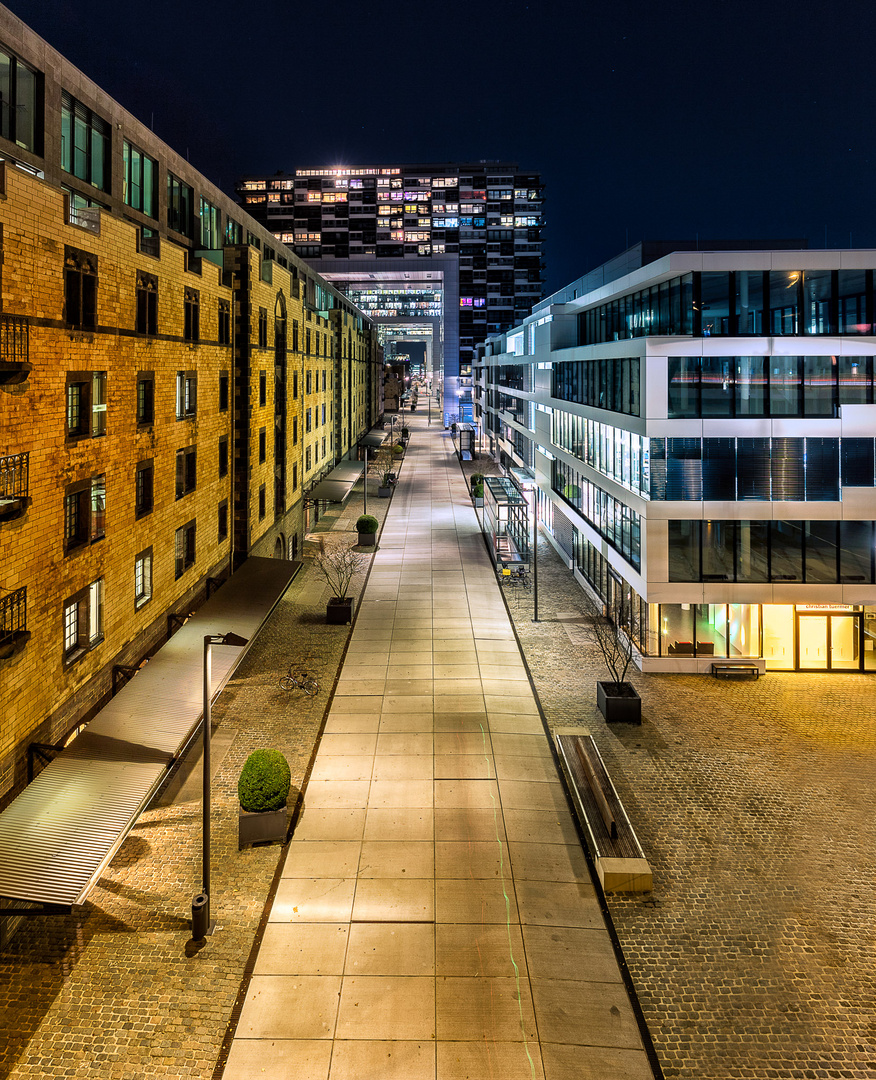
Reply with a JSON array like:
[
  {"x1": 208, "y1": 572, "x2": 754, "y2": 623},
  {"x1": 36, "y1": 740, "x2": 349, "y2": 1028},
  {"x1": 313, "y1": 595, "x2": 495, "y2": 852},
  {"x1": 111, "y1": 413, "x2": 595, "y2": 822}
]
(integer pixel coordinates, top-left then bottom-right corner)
[
  {"x1": 0, "y1": 167, "x2": 233, "y2": 799},
  {"x1": 0, "y1": 168, "x2": 381, "y2": 801}
]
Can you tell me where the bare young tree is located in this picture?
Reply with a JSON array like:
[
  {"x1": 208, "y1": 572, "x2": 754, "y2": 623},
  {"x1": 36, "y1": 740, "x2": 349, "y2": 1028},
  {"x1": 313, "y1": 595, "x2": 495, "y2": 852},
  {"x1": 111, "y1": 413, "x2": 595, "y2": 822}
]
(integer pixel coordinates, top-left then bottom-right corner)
[
  {"x1": 584, "y1": 591, "x2": 640, "y2": 688},
  {"x1": 314, "y1": 546, "x2": 367, "y2": 600},
  {"x1": 372, "y1": 446, "x2": 396, "y2": 487}
]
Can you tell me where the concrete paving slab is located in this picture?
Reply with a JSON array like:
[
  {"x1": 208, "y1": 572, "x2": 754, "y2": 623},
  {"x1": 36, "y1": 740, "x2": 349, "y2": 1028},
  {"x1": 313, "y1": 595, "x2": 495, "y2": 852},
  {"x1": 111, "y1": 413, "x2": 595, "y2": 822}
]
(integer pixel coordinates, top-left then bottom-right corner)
[{"x1": 329, "y1": 1040, "x2": 435, "y2": 1080}]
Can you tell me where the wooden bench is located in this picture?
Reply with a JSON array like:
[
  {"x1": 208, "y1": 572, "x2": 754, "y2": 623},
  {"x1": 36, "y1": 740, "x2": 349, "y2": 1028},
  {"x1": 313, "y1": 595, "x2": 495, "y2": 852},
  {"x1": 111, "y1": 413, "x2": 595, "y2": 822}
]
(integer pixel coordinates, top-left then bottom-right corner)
[
  {"x1": 711, "y1": 662, "x2": 760, "y2": 680},
  {"x1": 556, "y1": 733, "x2": 652, "y2": 893}
]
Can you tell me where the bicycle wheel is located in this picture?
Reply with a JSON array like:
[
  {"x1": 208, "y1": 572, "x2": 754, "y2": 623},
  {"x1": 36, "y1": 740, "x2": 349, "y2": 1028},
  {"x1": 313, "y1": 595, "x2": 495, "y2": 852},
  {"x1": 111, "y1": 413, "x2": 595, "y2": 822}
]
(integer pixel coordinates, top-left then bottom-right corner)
[
  {"x1": 279, "y1": 675, "x2": 295, "y2": 691},
  {"x1": 302, "y1": 678, "x2": 320, "y2": 698}
]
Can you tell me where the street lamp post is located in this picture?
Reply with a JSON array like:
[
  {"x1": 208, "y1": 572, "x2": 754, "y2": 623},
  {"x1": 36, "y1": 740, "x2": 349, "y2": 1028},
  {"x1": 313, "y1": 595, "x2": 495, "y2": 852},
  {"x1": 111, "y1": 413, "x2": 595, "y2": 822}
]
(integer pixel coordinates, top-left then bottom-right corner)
[
  {"x1": 192, "y1": 630, "x2": 249, "y2": 940},
  {"x1": 531, "y1": 488, "x2": 539, "y2": 623},
  {"x1": 363, "y1": 445, "x2": 368, "y2": 516}
]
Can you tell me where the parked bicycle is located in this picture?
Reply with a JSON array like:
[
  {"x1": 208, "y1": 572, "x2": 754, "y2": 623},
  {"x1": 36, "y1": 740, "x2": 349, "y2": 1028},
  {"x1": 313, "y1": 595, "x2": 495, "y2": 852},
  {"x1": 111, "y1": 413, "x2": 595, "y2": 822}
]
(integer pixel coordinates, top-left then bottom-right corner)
[
  {"x1": 497, "y1": 566, "x2": 531, "y2": 589},
  {"x1": 279, "y1": 666, "x2": 320, "y2": 697}
]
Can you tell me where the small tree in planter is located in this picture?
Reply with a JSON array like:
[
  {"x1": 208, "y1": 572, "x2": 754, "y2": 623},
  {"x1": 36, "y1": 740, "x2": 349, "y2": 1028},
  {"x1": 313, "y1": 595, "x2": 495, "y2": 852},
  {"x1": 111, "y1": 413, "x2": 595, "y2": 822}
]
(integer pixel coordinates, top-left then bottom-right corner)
[
  {"x1": 238, "y1": 749, "x2": 292, "y2": 848},
  {"x1": 472, "y1": 482, "x2": 484, "y2": 507},
  {"x1": 314, "y1": 545, "x2": 366, "y2": 623},
  {"x1": 585, "y1": 594, "x2": 642, "y2": 724},
  {"x1": 374, "y1": 447, "x2": 395, "y2": 496},
  {"x1": 356, "y1": 513, "x2": 379, "y2": 547},
  {"x1": 470, "y1": 472, "x2": 485, "y2": 495}
]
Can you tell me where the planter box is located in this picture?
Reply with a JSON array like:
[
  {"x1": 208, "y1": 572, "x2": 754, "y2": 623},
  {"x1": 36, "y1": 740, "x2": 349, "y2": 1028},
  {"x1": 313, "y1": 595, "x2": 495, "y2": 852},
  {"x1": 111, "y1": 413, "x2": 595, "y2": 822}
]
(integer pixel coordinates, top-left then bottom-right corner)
[
  {"x1": 239, "y1": 805, "x2": 287, "y2": 848},
  {"x1": 327, "y1": 597, "x2": 353, "y2": 624},
  {"x1": 378, "y1": 486, "x2": 392, "y2": 497},
  {"x1": 358, "y1": 531, "x2": 376, "y2": 547},
  {"x1": 473, "y1": 496, "x2": 484, "y2": 507},
  {"x1": 597, "y1": 681, "x2": 641, "y2": 724}
]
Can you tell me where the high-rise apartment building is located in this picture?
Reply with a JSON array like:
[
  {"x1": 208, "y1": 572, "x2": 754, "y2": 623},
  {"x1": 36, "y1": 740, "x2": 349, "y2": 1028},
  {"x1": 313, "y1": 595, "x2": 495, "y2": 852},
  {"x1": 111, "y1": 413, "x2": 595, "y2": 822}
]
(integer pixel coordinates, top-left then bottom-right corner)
[
  {"x1": 0, "y1": 5, "x2": 381, "y2": 803},
  {"x1": 478, "y1": 243, "x2": 876, "y2": 674},
  {"x1": 237, "y1": 163, "x2": 544, "y2": 420}
]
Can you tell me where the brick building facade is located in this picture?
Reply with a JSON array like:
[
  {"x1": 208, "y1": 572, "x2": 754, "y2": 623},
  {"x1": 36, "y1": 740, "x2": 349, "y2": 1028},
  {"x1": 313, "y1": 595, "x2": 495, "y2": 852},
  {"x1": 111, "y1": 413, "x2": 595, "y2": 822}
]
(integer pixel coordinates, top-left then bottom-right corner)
[{"x1": 0, "y1": 5, "x2": 381, "y2": 804}]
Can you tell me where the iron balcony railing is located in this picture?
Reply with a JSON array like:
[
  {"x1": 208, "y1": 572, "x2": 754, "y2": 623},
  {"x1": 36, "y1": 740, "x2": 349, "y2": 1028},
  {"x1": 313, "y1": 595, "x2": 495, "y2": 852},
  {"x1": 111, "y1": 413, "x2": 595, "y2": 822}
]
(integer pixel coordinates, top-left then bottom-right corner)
[
  {"x1": 0, "y1": 314, "x2": 29, "y2": 364},
  {"x1": 0, "y1": 586, "x2": 26, "y2": 646},
  {"x1": 0, "y1": 452, "x2": 28, "y2": 501}
]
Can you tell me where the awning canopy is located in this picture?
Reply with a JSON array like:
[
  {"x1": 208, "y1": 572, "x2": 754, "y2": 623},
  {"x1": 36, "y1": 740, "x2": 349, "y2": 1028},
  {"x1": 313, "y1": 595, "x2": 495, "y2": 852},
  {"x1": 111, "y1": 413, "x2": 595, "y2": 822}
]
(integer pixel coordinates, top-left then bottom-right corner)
[
  {"x1": 329, "y1": 460, "x2": 365, "y2": 484},
  {"x1": 360, "y1": 432, "x2": 386, "y2": 449},
  {"x1": 309, "y1": 479, "x2": 356, "y2": 503},
  {"x1": 306, "y1": 459, "x2": 365, "y2": 503},
  {"x1": 0, "y1": 557, "x2": 297, "y2": 910}
]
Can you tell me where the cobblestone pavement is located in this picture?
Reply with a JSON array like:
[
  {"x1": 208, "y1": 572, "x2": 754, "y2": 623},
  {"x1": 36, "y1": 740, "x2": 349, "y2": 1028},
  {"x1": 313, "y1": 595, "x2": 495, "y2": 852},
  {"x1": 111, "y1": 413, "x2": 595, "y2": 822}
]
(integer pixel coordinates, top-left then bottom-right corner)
[
  {"x1": 460, "y1": 454, "x2": 876, "y2": 1080},
  {"x1": 0, "y1": 457, "x2": 397, "y2": 1080},
  {"x1": 2, "y1": 428, "x2": 874, "y2": 1080}
]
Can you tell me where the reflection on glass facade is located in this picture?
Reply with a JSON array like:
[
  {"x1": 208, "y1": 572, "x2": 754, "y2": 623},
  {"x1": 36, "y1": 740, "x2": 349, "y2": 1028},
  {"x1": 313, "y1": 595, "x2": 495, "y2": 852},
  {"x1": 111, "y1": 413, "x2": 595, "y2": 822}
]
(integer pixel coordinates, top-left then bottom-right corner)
[
  {"x1": 647, "y1": 437, "x2": 865, "y2": 501},
  {"x1": 574, "y1": 532, "x2": 649, "y2": 653},
  {"x1": 579, "y1": 270, "x2": 875, "y2": 344},
  {"x1": 553, "y1": 459, "x2": 640, "y2": 570},
  {"x1": 578, "y1": 274, "x2": 694, "y2": 343},
  {"x1": 552, "y1": 357, "x2": 640, "y2": 416},
  {"x1": 668, "y1": 519, "x2": 876, "y2": 583},
  {"x1": 552, "y1": 411, "x2": 649, "y2": 497},
  {"x1": 668, "y1": 355, "x2": 876, "y2": 417}
]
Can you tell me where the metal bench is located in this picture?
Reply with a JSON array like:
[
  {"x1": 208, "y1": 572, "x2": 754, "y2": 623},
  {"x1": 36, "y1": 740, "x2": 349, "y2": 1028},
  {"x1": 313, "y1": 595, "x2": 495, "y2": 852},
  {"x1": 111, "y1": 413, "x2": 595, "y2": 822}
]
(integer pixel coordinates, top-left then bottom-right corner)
[{"x1": 711, "y1": 662, "x2": 760, "y2": 680}]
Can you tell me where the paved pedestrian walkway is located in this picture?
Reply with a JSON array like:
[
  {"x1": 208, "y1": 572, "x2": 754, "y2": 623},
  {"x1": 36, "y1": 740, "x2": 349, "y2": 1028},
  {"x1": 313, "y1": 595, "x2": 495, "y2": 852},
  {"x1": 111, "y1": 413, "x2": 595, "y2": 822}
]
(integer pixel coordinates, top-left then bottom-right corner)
[{"x1": 223, "y1": 414, "x2": 655, "y2": 1080}]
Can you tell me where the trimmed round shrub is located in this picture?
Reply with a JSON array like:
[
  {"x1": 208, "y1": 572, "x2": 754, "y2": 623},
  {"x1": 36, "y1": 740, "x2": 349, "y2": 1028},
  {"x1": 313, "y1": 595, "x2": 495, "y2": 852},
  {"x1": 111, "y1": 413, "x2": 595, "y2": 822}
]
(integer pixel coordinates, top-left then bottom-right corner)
[
  {"x1": 356, "y1": 514, "x2": 379, "y2": 534},
  {"x1": 401, "y1": 426, "x2": 410, "y2": 438},
  {"x1": 238, "y1": 749, "x2": 291, "y2": 812},
  {"x1": 392, "y1": 444, "x2": 404, "y2": 456},
  {"x1": 473, "y1": 483, "x2": 484, "y2": 499}
]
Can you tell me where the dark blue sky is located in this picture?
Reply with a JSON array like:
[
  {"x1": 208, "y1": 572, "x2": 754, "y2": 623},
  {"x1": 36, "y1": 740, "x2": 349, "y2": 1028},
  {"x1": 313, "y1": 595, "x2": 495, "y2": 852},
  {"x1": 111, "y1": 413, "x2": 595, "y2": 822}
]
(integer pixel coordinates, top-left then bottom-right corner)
[{"x1": 11, "y1": 0, "x2": 876, "y2": 293}]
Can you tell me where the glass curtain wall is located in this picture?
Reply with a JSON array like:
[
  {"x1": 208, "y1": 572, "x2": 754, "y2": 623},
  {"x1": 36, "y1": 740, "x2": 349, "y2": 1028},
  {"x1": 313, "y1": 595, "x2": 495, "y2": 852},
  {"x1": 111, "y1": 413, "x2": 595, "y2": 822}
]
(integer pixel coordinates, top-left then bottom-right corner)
[{"x1": 580, "y1": 269, "x2": 875, "y2": 345}]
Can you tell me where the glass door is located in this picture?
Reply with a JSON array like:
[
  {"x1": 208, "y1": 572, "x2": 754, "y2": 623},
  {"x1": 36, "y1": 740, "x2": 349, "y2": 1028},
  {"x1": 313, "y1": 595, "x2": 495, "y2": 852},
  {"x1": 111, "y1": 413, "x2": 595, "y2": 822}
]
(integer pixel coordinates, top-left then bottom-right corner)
[
  {"x1": 797, "y1": 615, "x2": 828, "y2": 669},
  {"x1": 829, "y1": 615, "x2": 860, "y2": 670},
  {"x1": 796, "y1": 613, "x2": 863, "y2": 671}
]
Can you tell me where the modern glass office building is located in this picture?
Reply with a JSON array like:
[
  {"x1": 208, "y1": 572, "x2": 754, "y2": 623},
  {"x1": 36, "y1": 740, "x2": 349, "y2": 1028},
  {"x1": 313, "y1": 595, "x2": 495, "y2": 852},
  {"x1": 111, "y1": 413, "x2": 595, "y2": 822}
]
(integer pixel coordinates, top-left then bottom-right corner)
[
  {"x1": 477, "y1": 244, "x2": 876, "y2": 673},
  {"x1": 237, "y1": 164, "x2": 544, "y2": 420}
]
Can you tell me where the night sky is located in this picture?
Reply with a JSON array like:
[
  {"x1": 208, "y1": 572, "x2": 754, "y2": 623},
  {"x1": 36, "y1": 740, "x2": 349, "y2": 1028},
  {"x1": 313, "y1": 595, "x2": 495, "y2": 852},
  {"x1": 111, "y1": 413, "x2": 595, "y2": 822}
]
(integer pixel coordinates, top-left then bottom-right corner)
[{"x1": 11, "y1": 0, "x2": 876, "y2": 293}]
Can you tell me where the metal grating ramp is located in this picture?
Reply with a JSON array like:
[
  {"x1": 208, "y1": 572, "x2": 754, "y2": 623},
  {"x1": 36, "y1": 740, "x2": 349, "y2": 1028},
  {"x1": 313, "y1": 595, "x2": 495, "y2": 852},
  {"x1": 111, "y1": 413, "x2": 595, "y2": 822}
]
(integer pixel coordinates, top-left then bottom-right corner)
[{"x1": 0, "y1": 557, "x2": 297, "y2": 910}]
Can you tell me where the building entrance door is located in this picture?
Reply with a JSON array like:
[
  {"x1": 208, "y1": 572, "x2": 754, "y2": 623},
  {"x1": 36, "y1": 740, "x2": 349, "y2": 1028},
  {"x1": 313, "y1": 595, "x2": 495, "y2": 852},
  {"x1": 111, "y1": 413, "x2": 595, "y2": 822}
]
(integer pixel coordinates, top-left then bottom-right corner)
[
  {"x1": 796, "y1": 612, "x2": 863, "y2": 671},
  {"x1": 797, "y1": 615, "x2": 828, "y2": 669}
]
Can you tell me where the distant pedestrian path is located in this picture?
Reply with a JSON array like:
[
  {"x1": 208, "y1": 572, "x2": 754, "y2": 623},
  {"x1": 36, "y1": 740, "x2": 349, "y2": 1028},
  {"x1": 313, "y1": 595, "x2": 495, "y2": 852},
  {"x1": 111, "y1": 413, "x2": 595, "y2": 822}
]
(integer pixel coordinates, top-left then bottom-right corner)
[{"x1": 222, "y1": 412, "x2": 657, "y2": 1080}]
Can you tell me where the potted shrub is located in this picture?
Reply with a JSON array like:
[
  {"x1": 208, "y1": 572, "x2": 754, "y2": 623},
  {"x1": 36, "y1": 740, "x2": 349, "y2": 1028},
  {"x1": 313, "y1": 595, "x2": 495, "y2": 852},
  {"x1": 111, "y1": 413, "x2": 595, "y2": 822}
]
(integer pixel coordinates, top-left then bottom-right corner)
[
  {"x1": 470, "y1": 472, "x2": 485, "y2": 496},
  {"x1": 356, "y1": 513, "x2": 379, "y2": 547},
  {"x1": 472, "y1": 482, "x2": 484, "y2": 507},
  {"x1": 314, "y1": 545, "x2": 366, "y2": 623},
  {"x1": 586, "y1": 596, "x2": 642, "y2": 724},
  {"x1": 238, "y1": 748, "x2": 292, "y2": 848}
]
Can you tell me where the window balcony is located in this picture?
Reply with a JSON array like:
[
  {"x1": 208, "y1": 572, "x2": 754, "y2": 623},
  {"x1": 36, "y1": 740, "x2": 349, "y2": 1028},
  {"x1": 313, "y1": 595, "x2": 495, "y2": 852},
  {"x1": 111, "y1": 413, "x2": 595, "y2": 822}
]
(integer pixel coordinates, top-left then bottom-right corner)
[
  {"x1": 0, "y1": 452, "x2": 30, "y2": 521},
  {"x1": 0, "y1": 585, "x2": 29, "y2": 660},
  {"x1": 0, "y1": 315, "x2": 31, "y2": 385},
  {"x1": 66, "y1": 202, "x2": 101, "y2": 235}
]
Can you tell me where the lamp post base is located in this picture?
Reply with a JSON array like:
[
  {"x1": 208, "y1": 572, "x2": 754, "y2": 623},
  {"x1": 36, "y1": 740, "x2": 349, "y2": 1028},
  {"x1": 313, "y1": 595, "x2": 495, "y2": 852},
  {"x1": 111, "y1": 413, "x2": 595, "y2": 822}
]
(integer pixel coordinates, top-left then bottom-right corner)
[{"x1": 191, "y1": 892, "x2": 216, "y2": 939}]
